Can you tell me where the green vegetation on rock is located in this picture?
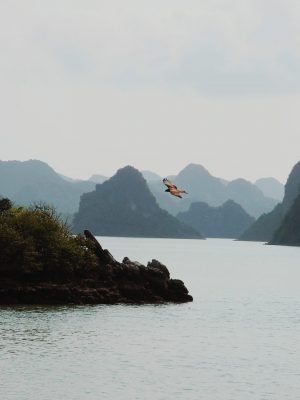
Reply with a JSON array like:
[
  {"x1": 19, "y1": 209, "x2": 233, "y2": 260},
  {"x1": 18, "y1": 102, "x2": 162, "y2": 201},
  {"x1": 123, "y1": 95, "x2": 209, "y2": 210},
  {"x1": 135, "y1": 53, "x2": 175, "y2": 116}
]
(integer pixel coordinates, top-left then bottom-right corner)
[
  {"x1": 0, "y1": 197, "x2": 193, "y2": 304},
  {"x1": 0, "y1": 199, "x2": 97, "y2": 276}
]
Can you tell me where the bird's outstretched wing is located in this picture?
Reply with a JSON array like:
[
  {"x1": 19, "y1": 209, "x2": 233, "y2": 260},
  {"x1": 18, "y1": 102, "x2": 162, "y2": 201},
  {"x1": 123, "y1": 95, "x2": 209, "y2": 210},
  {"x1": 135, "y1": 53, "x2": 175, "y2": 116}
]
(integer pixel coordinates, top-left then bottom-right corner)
[{"x1": 163, "y1": 178, "x2": 177, "y2": 189}]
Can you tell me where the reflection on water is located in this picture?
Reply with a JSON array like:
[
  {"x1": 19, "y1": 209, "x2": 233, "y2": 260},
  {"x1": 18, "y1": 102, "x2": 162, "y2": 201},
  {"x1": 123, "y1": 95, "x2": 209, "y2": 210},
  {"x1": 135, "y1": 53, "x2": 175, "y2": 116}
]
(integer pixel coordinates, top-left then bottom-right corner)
[{"x1": 1, "y1": 238, "x2": 300, "y2": 400}]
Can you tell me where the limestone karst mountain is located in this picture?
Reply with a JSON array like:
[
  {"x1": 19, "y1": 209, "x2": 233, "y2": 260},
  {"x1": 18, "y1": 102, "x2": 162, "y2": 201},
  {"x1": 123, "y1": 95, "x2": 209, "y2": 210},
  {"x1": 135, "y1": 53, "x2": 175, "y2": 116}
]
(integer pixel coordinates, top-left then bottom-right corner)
[
  {"x1": 226, "y1": 178, "x2": 276, "y2": 218},
  {"x1": 73, "y1": 166, "x2": 203, "y2": 238},
  {"x1": 240, "y1": 161, "x2": 300, "y2": 242},
  {"x1": 141, "y1": 170, "x2": 162, "y2": 182},
  {"x1": 177, "y1": 200, "x2": 255, "y2": 239},
  {"x1": 255, "y1": 177, "x2": 284, "y2": 202},
  {"x1": 89, "y1": 174, "x2": 108, "y2": 184},
  {"x1": 0, "y1": 159, "x2": 282, "y2": 236},
  {"x1": 0, "y1": 160, "x2": 95, "y2": 214},
  {"x1": 270, "y1": 189, "x2": 300, "y2": 246},
  {"x1": 148, "y1": 163, "x2": 277, "y2": 218}
]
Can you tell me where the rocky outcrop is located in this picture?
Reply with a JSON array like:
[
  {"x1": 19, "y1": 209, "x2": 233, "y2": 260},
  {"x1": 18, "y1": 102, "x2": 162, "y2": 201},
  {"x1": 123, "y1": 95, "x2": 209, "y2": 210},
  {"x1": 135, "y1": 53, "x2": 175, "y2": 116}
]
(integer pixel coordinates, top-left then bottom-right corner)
[{"x1": 0, "y1": 231, "x2": 192, "y2": 305}]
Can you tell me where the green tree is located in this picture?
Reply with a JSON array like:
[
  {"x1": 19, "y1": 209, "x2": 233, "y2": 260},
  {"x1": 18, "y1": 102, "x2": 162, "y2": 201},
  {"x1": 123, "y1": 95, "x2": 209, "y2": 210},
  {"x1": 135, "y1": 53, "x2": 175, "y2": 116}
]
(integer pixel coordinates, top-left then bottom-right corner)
[
  {"x1": 0, "y1": 198, "x2": 12, "y2": 213},
  {"x1": 0, "y1": 201, "x2": 98, "y2": 276}
]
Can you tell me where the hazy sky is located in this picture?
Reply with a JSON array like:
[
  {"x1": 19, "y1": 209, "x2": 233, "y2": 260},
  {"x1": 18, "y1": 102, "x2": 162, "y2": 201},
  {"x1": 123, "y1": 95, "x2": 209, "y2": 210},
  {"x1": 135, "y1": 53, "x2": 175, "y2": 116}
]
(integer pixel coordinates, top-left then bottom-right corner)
[{"x1": 1, "y1": 0, "x2": 300, "y2": 183}]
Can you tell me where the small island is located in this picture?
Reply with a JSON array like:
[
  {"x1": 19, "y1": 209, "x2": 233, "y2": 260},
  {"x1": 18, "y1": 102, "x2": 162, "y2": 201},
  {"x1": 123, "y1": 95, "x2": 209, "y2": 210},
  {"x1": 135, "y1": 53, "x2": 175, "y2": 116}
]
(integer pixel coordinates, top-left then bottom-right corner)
[{"x1": 0, "y1": 198, "x2": 192, "y2": 304}]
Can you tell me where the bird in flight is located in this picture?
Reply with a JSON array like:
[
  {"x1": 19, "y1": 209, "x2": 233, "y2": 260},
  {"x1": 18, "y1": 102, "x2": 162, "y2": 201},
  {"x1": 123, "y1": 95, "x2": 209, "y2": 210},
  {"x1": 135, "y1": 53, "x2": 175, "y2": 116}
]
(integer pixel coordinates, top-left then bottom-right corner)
[{"x1": 163, "y1": 178, "x2": 188, "y2": 199}]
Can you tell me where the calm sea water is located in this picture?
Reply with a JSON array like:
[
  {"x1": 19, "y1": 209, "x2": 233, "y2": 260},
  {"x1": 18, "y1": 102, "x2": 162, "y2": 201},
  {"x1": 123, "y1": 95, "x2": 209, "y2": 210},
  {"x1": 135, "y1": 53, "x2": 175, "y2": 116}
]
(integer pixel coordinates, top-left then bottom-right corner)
[{"x1": 1, "y1": 238, "x2": 300, "y2": 400}]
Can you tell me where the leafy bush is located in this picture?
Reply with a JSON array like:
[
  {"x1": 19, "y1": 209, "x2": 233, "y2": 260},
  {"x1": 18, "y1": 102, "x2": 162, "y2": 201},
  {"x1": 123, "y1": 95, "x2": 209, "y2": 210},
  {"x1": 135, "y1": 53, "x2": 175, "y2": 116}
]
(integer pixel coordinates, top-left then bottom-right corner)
[
  {"x1": 0, "y1": 200, "x2": 98, "y2": 276},
  {"x1": 0, "y1": 198, "x2": 12, "y2": 213}
]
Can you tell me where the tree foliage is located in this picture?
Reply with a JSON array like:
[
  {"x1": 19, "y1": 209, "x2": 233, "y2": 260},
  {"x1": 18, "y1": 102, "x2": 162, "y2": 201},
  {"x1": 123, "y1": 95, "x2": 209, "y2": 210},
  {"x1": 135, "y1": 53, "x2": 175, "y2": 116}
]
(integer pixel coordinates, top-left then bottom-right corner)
[
  {"x1": 0, "y1": 199, "x2": 98, "y2": 276},
  {"x1": 0, "y1": 198, "x2": 12, "y2": 213}
]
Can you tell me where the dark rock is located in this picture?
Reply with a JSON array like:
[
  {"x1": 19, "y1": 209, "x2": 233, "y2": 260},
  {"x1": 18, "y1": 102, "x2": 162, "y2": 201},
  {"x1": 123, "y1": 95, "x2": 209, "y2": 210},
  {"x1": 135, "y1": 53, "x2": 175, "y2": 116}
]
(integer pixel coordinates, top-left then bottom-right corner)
[
  {"x1": 84, "y1": 229, "x2": 117, "y2": 265},
  {"x1": 0, "y1": 233, "x2": 193, "y2": 305},
  {"x1": 147, "y1": 259, "x2": 170, "y2": 279}
]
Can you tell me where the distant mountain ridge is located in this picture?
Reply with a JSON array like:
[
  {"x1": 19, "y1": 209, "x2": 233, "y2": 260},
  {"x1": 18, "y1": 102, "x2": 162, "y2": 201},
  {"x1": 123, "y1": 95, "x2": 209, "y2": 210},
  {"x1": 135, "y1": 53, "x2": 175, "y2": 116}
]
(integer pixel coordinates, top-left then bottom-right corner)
[
  {"x1": 148, "y1": 163, "x2": 277, "y2": 218},
  {"x1": 89, "y1": 174, "x2": 108, "y2": 184},
  {"x1": 177, "y1": 200, "x2": 255, "y2": 238},
  {"x1": 255, "y1": 177, "x2": 284, "y2": 202},
  {"x1": 0, "y1": 159, "x2": 281, "y2": 224},
  {"x1": 73, "y1": 166, "x2": 203, "y2": 239},
  {"x1": 141, "y1": 170, "x2": 162, "y2": 181},
  {"x1": 0, "y1": 160, "x2": 95, "y2": 214}
]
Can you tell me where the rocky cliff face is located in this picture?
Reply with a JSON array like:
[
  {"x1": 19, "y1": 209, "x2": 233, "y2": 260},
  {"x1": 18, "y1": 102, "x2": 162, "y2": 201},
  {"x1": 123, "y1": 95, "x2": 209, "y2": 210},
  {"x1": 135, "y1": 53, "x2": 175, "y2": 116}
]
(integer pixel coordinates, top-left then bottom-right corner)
[
  {"x1": 282, "y1": 161, "x2": 300, "y2": 211},
  {"x1": 240, "y1": 161, "x2": 300, "y2": 242},
  {"x1": 270, "y1": 190, "x2": 300, "y2": 246},
  {"x1": 73, "y1": 166, "x2": 203, "y2": 239}
]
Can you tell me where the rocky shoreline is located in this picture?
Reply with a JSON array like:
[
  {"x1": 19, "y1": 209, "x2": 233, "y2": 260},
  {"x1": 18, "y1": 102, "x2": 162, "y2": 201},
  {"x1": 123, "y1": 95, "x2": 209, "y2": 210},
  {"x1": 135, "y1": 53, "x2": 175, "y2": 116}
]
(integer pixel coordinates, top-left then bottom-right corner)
[{"x1": 0, "y1": 231, "x2": 193, "y2": 305}]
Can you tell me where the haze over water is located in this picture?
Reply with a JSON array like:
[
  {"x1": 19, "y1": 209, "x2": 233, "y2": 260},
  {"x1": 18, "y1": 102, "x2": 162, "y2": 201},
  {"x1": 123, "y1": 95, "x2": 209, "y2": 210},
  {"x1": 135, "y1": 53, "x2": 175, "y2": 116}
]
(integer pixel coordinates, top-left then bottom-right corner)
[{"x1": 1, "y1": 238, "x2": 300, "y2": 400}]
